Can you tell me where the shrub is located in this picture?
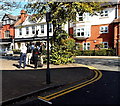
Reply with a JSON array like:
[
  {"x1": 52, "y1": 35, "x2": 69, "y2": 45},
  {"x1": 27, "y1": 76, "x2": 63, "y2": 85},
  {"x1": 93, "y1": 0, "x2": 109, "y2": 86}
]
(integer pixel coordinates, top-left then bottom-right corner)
[
  {"x1": 50, "y1": 30, "x2": 76, "y2": 65},
  {"x1": 74, "y1": 49, "x2": 116, "y2": 56},
  {"x1": 12, "y1": 49, "x2": 21, "y2": 54}
]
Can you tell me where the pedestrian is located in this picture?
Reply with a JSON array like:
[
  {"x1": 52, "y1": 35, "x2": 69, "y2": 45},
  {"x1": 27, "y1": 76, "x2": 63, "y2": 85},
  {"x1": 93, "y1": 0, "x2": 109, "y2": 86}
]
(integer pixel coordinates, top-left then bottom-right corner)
[
  {"x1": 38, "y1": 42, "x2": 44, "y2": 67},
  {"x1": 26, "y1": 42, "x2": 32, "y2": 65},
  {"x1": 19, "y1": 43, "x2": 27, "y2": 69},
  {"x1": 33, "y1": 44, "x2": 39, "y2": 68}
]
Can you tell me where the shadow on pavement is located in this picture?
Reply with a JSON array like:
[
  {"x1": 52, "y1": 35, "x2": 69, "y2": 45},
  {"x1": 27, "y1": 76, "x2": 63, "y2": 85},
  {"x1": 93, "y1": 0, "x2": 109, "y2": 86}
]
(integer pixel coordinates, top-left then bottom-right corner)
[{"x1": 2, "y1": 67, "x2": 94, "y2": 103}]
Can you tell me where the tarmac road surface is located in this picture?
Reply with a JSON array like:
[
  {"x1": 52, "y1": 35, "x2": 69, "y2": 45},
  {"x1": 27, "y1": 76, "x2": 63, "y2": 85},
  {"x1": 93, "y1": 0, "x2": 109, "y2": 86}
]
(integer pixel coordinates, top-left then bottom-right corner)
[{"x1": 14, "y1": 70, "x2": 120, "y2": 105}]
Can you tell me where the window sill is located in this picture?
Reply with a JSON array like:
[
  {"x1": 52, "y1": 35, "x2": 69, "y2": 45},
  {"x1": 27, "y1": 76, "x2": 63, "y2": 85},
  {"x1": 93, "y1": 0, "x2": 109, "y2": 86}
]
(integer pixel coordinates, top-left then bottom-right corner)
[{"x1": 99, "y1": 16, "x2": 109, "y2": 19}]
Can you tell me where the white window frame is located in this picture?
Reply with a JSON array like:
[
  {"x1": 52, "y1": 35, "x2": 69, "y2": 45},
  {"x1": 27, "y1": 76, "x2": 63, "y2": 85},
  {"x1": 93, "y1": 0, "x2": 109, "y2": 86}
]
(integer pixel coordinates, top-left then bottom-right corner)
[
  {"x1": 41, "y1": 24, "x2": 44, "y2": 33},
  {"x1": 19, "y1": 28, "x2": 22, "y2": 35},
  {"x1": 102, "y1": 42, "x2": 108, "y2": 49},
  {"x1": 32, "y1": 26, "x2": 35, "y2": 34},
  {"x1": 76, "y1": 27, "x2": 90, "y2": 37},
  {"x1": 78, "y1": 13, "x2": 83, "y2": 21},
  {"x1": 83, "y1": 42, "x2": 90, "y2": 50},
  {"x1": 75, "y1": 43, "x2": 80, "y2": 50},
  {"x1": 26, "y1": 27, "x2": 29, "y2": 35},
  {"x1": 76, "y1": 28, "x2": 84, "y2": 37},
  {"x1": 100, "y1": 10, "x2": 109, "y2": 17},
  {"x1": 49, "y1": 23, "x2": 52, "y2": 32},
  {"x1": 100, "y1": 26, "x2": 108, "y2": 33},
  {"x1": 4, "y1": 30, "x2": 10, "y2": 38}
]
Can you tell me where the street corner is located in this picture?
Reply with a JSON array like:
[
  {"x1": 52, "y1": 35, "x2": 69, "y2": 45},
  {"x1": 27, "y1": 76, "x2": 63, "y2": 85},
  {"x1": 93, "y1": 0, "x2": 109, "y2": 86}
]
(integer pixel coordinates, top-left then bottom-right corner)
[{"x1": 37, "y1": 65, "x2": 103, "y2": 102}]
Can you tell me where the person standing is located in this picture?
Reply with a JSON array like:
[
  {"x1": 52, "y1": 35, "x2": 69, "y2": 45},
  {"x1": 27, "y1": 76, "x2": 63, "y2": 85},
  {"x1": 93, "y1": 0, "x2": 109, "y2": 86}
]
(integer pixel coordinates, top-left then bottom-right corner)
[
  {"x1": 39, "y1": 42, "x2": 44, "y2": 67},
  {"x1": 26, "y1": 42, "x2": 32, "y2": 65},
  {"x1": 19, "y1": 43, "x2": 27, "y2": 69},
  {"x1": 33, "y1": 44, "x2": 39, "y2": 68}
]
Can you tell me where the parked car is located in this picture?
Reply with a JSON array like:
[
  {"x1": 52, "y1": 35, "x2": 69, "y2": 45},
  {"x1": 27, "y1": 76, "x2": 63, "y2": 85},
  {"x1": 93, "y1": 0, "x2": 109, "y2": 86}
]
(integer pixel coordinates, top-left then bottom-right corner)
[
  {"x1": 5, "y1": 50, "x2": 13, "y2": 56},
  {"x1": 0, "y1": 49, "x2": 13, "y2": 56},
  {"x1": 0, "y1": 49, "x2": 6, "y2": 56}
]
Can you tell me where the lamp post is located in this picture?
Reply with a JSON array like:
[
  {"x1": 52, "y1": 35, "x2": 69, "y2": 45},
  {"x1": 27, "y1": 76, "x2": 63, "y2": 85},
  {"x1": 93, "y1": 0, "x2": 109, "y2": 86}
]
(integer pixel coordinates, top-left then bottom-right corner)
[{"x1": 46, "y1": 10, "x2": 51, "y2": 84}]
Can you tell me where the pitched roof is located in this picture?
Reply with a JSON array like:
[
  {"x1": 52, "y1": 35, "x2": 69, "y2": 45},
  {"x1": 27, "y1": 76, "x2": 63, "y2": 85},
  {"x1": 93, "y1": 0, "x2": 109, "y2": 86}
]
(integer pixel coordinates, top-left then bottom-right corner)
[{"x1": 2, "y1": 14, "x2": 18, "y2": 21}]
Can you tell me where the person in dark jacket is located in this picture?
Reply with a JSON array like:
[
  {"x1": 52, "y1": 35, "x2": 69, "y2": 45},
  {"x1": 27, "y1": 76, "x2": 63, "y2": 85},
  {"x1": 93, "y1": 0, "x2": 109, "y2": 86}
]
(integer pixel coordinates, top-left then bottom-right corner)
[
  {"x1": 26, "y1": 42, "x2": 32, "y2": 65},
  {"x1": 33, "y1": 44, "x2": 39, "y2": 68}
]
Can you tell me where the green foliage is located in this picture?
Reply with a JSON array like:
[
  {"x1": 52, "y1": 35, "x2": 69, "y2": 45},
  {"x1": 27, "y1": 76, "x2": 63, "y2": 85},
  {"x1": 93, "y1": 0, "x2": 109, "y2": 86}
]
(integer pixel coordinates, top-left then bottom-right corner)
[
  {"x1": 50, "y1": 31, "x2": 76, "y2": 65},
  {"x1": 75, "y1": 49, "x2": 116, "y2": 56},
  {"x1": 95, "y1": 43, "x2": 104, "y2": 49},
  {"x1": 25, "y1": 2, "x2": 106, "y2": 25},
  {"x1": 12, "y1": 49, "x2": 21, "y2": 54}
]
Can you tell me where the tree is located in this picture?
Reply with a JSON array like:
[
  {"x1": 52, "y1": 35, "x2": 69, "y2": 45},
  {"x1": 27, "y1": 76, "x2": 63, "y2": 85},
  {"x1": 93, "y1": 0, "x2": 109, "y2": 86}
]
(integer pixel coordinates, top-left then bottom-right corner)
[
  {"x1": 0, "y1": 0, "x2": 25, "y2": 19},
  {"x1": 50, "y1": 30, "x2": 76, "y2": 65},
  {"x1": 25, "y1": 1, "x2": 107, "y2": 42},
  {"x1": 25, "y1": 1, "x2": 110, "y2": 64}
]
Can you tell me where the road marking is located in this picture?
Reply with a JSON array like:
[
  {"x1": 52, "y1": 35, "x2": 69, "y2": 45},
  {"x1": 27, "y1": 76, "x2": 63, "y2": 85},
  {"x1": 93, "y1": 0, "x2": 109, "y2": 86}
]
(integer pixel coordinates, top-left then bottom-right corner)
[
  {"x1": 38, "y1": 96, "x2": 52, "y2": 104},
  {"x1": 38, "y1": 66, "x2": 102, "y2": 102},
  {"x1": 45, "y1": 70, "x2": 98, "y2": 99}
]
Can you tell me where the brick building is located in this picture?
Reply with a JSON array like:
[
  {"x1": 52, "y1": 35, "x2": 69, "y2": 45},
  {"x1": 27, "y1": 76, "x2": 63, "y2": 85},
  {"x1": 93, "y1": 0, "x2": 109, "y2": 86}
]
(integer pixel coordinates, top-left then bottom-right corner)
[
  {"x1": 0, "y1": 10, "x2": 28, "y2": 50},
  {"x1": 0, "y1": 2, "x2": 120, "y2": 56},
  {"x1": 69, "y1": 2, "x2": 120, "y2": 56}
]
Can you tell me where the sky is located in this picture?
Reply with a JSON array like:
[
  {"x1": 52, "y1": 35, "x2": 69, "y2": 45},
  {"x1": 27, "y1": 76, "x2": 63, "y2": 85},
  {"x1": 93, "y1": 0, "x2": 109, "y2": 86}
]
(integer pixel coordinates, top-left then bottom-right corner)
[
  {"x1": 0, "y1": 0, "x2": 119, "y2": 21},
  {"x1": 0, "y1": 0, "x2": 31, "y2": 21}
]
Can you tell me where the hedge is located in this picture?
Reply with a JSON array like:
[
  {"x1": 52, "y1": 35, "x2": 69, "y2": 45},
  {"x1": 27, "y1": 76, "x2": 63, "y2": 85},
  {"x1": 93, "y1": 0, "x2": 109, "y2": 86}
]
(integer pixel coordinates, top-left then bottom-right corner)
[{"x1": 75, "y1": 49, "x2": 116, "y2": 56}]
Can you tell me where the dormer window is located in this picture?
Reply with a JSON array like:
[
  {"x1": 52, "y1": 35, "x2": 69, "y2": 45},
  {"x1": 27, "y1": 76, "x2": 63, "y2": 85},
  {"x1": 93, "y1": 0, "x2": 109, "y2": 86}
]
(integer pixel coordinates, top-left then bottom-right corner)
[
  {"x1": 78, "y1": 13, "x2": 83, "y2": 21},
  {"x1": 100, "y1": 10, "x2": 108, "y2": 17}
]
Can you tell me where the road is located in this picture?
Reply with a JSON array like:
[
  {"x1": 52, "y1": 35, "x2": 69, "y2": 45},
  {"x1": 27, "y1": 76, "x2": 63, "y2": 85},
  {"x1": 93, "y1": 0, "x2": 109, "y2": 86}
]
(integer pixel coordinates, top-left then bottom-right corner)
[
  {"x1": 12, "y1": 70, "x2": 120, "y2": 105},
  {"x1": 1, "y1": 56, "x2": 120, "y2": 105},
  {"x1": 74, "y1": 57, "x2": 119, "y2": 71},
  {"x1": 50, "y1": 70, "x2": 120, "y2": 104}
]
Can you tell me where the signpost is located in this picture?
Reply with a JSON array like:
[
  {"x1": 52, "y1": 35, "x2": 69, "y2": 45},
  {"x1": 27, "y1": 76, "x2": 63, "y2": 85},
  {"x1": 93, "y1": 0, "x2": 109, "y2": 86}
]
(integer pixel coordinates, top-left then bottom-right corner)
[{"x1": 46, "y1": 12, "x2": 51, "y2": 84}]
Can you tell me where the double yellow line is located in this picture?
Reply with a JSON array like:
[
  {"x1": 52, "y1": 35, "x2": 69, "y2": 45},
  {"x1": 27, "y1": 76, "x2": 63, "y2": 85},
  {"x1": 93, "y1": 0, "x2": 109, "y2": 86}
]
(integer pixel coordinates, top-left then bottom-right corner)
[{"x1": 38, "y1": 66, "x2": 102, "y2": 103}]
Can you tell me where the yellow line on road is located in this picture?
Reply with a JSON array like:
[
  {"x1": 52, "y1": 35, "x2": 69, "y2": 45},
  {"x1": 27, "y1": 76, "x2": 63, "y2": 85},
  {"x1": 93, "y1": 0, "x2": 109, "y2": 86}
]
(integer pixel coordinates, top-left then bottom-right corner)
[
  {"x1": 45, "y1": 70, "x2": 102, "y2": 101},
  {"x1": 45, "y1": 70, "x2": 98, "y2": 99},
  {"x1": 38, "y1": 66, "x2": 102, "y2": 102}
]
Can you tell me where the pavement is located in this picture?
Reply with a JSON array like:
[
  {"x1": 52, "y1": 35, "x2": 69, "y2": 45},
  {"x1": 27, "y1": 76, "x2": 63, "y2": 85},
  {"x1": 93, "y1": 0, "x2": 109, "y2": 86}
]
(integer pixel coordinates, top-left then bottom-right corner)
[{"x1": 1, "y1": 55, "x2": 119, "y2": 105}]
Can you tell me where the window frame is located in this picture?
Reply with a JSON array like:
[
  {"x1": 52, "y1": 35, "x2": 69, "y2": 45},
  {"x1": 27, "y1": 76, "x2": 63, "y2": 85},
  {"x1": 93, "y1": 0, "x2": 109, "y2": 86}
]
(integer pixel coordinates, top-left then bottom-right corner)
[
  {"x1": 41, "y1": 24, "x2": 44, "y2": 33},
  {"x1": 49, "y1": 23, "x2": 52, "y2": 32},
  {"x1": 26, "y1": 27, "x2": 29, "y2": 35},
  {"x1": 83, "y1": 42, "x2": 90, "y2": 50},
  {"x1": 100, "y1": 26, "x2": 108, "y2": 33},
  {"x1": 78, "y1": 13, "x2": 83, "y2": 21},
  {"x1": 102, "y1": 42, "x2": 108, "y2": 49},
  {"x1": 4, "y1": 30, "x2": 10, "y2": 38},
  {"x1": 32, "y1": 26, "x2": 35, "y2": 34},
  {"x1": 19, "y1": 28, "x2": 22, "y2": 35},
  {"x1": 100, "y1": 10, "x2": 109, "y2": 17}
]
